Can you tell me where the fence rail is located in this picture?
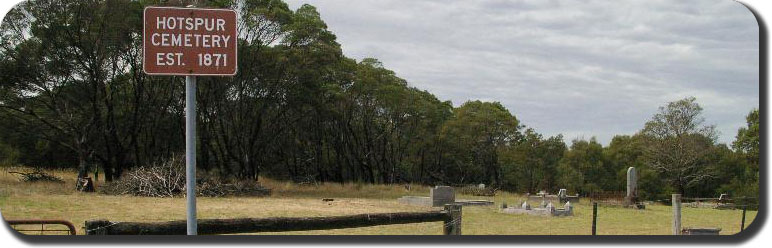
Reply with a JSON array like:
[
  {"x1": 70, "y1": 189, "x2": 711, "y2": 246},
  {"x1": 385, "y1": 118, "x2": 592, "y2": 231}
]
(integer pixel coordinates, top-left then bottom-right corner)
[
  {"x1": 86, "y1": 204, "x2": 462, "y2": 235},
  {"x1": 6, "y1": 219, "x2": 77, "y2": 235}
]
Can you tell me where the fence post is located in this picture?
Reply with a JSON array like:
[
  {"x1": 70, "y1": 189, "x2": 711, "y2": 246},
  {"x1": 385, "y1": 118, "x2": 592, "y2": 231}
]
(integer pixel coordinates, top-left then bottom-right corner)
[
  {"x1": 443, "y1": 204, "x2": 462, "y2": 235},
  {"x1": 741, "y1": 206, "x2": 747, "y2": 232},
  {"x1": 672, "y1": 194, "x2": 681, "y2": 235},
  {"x1": 592, "y1": 202, "x2": 598, "y2": 235}
]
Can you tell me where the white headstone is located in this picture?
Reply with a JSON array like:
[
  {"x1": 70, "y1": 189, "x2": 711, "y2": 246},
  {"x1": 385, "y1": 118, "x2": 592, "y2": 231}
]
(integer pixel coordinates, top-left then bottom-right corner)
[
  {"x1": 626, "y1": 167, "x2": 637, "y2": 198},
  {"x1": 719, "y1": 193, "x2": 729, "y2": 201},
  {"x1": 546, "y1": 202, "x2": 555, "y2": 212},
  {"x1": 564, "y1": 201, "x2": 573, "y2": 215},
  {"x1": 558, "y1": 189, "x2": 567, "y2": 198}
]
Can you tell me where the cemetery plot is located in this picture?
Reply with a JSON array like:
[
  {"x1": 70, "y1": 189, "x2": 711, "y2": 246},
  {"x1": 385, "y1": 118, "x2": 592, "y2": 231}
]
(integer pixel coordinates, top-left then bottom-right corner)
[{"x1": 398, "y1": 186, "x2": 494, "y2": 207}]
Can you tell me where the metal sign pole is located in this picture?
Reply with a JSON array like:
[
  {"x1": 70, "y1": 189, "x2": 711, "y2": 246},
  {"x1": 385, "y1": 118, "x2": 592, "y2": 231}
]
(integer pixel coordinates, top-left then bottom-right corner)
[
  {"x1": 185, "y1": 75, "x2": 198, "y2": 235},
  {"x1": 144, "y1": 6, "x2": 235, "y2": 235}
]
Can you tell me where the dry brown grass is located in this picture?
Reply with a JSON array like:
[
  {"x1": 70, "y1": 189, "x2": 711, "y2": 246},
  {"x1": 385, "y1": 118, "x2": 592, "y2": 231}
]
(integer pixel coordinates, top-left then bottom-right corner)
[{"x1": 0, "y1": 166, "x2": 759, "y2": 235}]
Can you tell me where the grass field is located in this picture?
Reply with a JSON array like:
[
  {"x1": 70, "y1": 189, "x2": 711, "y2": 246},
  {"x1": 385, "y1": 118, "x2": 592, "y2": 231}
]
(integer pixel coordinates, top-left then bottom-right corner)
[{"x1": 0, "y1": 167, "x2": 758, "y2": 235}]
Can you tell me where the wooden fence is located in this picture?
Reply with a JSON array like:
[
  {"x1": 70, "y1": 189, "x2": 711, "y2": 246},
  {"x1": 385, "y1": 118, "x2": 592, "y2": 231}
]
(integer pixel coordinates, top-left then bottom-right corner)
[{"x1": 86, "y1": 204, "x2": 462, "y2": 235}]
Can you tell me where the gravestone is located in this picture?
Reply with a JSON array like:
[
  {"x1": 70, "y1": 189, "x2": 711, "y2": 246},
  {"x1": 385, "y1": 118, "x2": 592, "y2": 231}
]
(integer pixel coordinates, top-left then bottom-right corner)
[
  {"x1": 502, "y1": 200, "x2": 574, "y2": 217},
  {"x1": 430, "y1": 186, "x2": 456, "y2": 207},
  {"x1": 558, "y1": 189, "x2": 567, "y2": 198},
  {"x1": 556, "y1": 201, "x2": 574, "y2": 216},
  {"x1": 546, "y1": 202, "x2": 555, "y2": 212},
  {"x1": 399, "y1": 186, "x2": 492, "y2": 207},
  {"x1": 625, "y1": 167, "x2": 638, "y2": 206}
]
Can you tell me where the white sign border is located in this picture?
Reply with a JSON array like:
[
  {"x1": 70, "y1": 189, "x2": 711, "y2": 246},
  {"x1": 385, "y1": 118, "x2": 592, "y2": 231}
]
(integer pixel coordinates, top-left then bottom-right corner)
[{"x1": 142, "y1": 6, "x2": 239, "y2": 76}]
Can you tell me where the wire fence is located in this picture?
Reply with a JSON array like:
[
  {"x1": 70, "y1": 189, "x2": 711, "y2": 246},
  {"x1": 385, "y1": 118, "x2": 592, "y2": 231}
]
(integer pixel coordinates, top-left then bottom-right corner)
[{"x1": 589, "y1": 196, "x2": 758, "y2": 235}]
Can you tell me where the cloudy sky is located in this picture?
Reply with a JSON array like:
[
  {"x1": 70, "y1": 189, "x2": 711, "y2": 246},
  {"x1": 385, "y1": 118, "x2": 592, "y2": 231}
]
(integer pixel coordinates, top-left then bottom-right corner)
[{"x1": 284, "y1": 0, "x2": 759, "y2": 145}]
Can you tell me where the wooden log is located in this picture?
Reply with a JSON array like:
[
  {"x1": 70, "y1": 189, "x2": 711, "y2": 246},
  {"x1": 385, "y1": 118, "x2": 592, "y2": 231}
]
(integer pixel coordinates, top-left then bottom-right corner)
[{"x1": 86, "y1": 211, "x2": 449, "y2": 235}]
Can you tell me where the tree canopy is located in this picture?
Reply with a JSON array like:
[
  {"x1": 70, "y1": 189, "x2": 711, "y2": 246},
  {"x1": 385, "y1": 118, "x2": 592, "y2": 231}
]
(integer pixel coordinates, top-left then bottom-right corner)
[{"x1": 0, "y1": 0, "x2": 759, "y2": 201}]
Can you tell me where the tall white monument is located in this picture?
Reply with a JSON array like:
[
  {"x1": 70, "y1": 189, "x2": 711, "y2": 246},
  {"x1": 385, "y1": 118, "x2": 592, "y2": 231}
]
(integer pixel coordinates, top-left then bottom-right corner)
[{"x1": 625, "y1": 167, "x2": 638, "y2": 206}]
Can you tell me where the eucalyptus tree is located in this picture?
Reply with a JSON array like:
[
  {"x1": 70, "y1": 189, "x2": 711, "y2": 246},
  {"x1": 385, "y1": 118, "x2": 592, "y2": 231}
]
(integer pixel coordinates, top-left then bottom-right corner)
[
  {"x1": 557, "y1": 138, "x2": 610, "y2": 194},
  {"x1": 499, "y1": 128, "x2": 565, "y2": 192},
  {"x1": 640, "y1": 97, "x2": 717, "y2": 195},
  {"x1": 439, "y1": 101, "x2": 521, "y2": 185},
  {"x1": 722, "y1": 109, "x2": 760, "y2": 201},
  {"x1": 0, "y1": 0, "x2": 152, "y2": 182}
]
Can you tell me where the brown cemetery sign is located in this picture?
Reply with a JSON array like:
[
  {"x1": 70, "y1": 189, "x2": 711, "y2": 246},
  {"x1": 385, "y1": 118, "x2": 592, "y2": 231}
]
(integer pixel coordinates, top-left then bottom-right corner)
[{"x1": 143, "y1": 7, "x2": 237, "y2": 76}]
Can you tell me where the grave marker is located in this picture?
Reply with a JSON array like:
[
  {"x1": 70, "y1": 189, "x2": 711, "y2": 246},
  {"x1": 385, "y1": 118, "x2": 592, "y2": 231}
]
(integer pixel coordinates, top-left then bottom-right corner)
[{"x1": 625, "y1": 167, "x2": 638, "y2": 206}]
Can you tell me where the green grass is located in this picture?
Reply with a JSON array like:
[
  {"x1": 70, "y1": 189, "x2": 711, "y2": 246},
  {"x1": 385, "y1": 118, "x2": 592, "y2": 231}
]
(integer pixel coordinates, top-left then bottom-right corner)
[{"x1": 0, "y1": 167, "x2": 758, "y2": 235}]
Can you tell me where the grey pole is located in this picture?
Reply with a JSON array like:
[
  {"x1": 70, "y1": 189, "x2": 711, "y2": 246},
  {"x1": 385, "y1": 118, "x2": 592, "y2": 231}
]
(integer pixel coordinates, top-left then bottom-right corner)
[
  {"x1": 185, "y1": 75, "x2": 198, "y2": 235},
  {"x1": 592, "y1": 202, "x2": 597, "y2": 235},
  {"x1": 672, "y1": 194, "x2": 681, "y2": 235}
]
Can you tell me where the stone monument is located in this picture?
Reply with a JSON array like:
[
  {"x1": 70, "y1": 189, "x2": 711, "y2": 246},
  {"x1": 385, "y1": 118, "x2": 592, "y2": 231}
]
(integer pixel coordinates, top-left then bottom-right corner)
[
  {"x1": 430, "y1": 186, "x2": 456, "y2": 207},
  {"x1": 624, "y1": 167, "x2": 638, "y2": 207}
]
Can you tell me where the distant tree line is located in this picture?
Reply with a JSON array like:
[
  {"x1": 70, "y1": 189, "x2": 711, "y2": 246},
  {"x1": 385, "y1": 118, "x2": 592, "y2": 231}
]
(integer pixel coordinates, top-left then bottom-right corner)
[{"x1": 0, "y1": 0, "x2": 759, "y2": 200}]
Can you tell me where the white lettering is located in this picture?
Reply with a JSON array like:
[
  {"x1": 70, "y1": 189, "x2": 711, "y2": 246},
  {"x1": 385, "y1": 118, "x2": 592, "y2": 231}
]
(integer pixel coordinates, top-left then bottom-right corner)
[
  {"x1": 204, "y1": 18, "x2": 215, "y2": 31},
  {"x1": 194, "y1": 34, "x2": 202, "y2": 47},
  {"x1": 165, "y1": 17, "x2": 176, "y2": 30},
  {"x1": 186, "y1": 18, "x2": 194, "y2": 30},
  {"x1": 171, "y1": 34, "x2": 182, "y2": 47},
  {"x1": 160, "y1": 33, "x2": 169, "y2": 46},
  {"x1": 151, "y1": 33, "x2": 161, "y2": 46},
  {"x1": 155, "y1": 16, "x2": 231, "y2": 31},
  {"x1": 176, "y1": 17, "x2": 185, "y2": 29},
  {"x1": 184, "y1": 34, "x2": 192, "y2": 47},
  {"x1": 157, "y1": 17, "x2": 166, "y2": 29},
  {"x1": 211, "y1": 35, "x2": 221, "y2": 48},
  {"x1": 165, "y1": 53, "x2": 174, "y2": 65},
  {"x1": 195, "y1": 18, "x2": 204, "y2": 31},
  {"x1": 156, "y1": 53, "x2": 164, "y2": 65},
  {"x1": 222, "y1": 35, "x2": 230, "y2": 48},
  {"x1": 202, "y1": 35, "x2": 210, "y2": 48},
  {"x1": 217, "y1": 19, "x2": 225, "y2": 31}
]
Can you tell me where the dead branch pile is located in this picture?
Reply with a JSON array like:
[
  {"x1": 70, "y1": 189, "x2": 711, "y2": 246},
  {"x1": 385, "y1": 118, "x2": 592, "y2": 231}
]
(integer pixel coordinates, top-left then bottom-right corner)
[
  {"x1": 100, "y1": 156, "x2": 270, "y2": 197},
  {"x1": 9, "y1": 168, "x2": 64, "y2": 183},
  {"x1": 99, "y1": 157, "x2": 185, "y2": 197}
]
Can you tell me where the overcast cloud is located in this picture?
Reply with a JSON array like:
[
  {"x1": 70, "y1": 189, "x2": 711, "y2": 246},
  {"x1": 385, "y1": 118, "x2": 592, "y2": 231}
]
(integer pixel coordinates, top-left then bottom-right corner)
[{"x1": 284, "y1": 0, "x2": 759, "y2": 145}]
